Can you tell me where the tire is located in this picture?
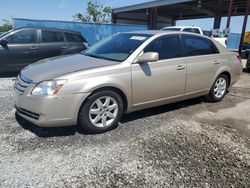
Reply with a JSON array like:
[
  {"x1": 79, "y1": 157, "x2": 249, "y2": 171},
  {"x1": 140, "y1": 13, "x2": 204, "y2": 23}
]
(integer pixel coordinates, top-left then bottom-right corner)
[
  {"x1": 207, "y1": 74, "x2": 229, "y2": 102},
  {"x1": 78, "y1": 90, "x2": 124, "y2": 133}
]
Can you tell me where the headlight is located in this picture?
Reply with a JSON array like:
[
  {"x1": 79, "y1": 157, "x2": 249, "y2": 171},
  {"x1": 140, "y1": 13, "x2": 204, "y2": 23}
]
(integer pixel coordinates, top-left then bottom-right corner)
[{"x1": 31, "y1": 80, "x2": 67, "y2": 96}]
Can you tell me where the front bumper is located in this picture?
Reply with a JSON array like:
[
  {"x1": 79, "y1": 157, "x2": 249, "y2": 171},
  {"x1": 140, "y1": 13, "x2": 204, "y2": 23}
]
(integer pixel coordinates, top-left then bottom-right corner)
[{"x1": 14, "y1": 89, "x2": 90, "y2": 127}]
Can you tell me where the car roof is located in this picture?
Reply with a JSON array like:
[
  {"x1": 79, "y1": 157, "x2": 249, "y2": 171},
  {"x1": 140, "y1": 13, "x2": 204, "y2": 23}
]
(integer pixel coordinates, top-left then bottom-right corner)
[
  {"x1": 13, "y1": 27, "x2": 81, "y2": 34},
  {"x1": 163, "y1": 26, "x2": 201, "y2": 29},
  {"x1": 125, "y1": 30, "x2": 205, "y2": 37},
  {"x1": 126, "y1": 30, "x2": 178, "y2": 35}
]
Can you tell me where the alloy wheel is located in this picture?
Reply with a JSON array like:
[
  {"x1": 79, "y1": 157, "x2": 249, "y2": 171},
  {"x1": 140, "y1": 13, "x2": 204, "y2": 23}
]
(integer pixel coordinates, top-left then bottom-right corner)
[
  {"x1": 89, "y1": 96, "x2": 119, "y2": 128},
  {"x1": 214, "y1": 77, "x2": 227, "y2": 99}
]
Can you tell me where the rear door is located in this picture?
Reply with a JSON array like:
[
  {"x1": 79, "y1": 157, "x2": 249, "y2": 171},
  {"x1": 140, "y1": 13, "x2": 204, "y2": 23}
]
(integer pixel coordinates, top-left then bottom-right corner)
[
  {"x1": 0, "y1": 29, "x2": 39, "y2": 72},
  {"x1": 63, "y1": 32, "x2": 87, "y2": 54},
  {"x1": 38, "y1": 29, "x2": 65, "y2": 59},
  {"x1": 181, "y1": 34, "x2": 220, "y2": 93}
]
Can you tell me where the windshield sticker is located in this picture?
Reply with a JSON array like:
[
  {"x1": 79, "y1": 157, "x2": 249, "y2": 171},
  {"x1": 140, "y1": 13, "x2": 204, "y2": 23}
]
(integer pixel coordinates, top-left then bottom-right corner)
[{"x1": 130, "y1": 36, "x2": 147, "y2": 41}]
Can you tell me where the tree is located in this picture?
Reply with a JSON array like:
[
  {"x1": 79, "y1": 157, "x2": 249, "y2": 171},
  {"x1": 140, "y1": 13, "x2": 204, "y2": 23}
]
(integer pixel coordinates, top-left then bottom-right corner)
[
  {"x1": 0, "y1": 23, "x2": 12, "y2": 32},
  {"x1": 73, "y1": 0, "x2": 112, "y2": 23}
]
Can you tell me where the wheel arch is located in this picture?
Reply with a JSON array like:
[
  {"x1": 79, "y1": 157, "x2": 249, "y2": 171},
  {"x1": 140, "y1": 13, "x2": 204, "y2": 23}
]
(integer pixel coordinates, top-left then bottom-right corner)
[
  {"x1": 77, "y1": 86, "x2": 129, "y2": 122},
  {"x1": 211, "y1": 68, "x2": 232, "y2": 89},
  {"x1": 90, "y1": 86, "x2": 128, "y2": 113},
  {"x1": 219, "y1": 71, "x2": 231, "y2": 87}
]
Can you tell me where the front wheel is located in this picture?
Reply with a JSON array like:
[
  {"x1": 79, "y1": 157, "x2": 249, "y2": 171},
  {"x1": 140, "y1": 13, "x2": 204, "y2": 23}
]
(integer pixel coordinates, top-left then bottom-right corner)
[
  {"x1": 78, "y1": 90, "x2": 124, "y2": 133},
  {"x1": 207, "y1": 74, "x2": 229, "y2": 102}
]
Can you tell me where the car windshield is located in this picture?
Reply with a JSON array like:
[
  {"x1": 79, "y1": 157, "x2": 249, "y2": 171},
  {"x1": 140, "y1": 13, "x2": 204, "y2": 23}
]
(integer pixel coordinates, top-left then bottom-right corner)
[
  {"x1": 84, "y1": 33, "x2": 152, "y2": 62},
  {"x1": 162, "y1": 28, "x2": 181, "y2": 31}
]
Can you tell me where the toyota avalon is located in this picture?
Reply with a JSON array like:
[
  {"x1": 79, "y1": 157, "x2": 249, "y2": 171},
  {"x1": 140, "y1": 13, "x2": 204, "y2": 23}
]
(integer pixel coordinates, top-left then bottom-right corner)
[{"x1": 14, "y1": 31, "x2": 242, "y2": 133}]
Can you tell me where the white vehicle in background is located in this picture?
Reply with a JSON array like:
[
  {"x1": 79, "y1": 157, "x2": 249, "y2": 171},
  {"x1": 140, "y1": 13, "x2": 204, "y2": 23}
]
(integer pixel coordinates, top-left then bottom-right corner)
[
  {"x1": 162, "y1": 26, "x2": 204, "y2": 35},
  {"x1": 161, "y1": 26, "x2": 227, "y2": 47}
]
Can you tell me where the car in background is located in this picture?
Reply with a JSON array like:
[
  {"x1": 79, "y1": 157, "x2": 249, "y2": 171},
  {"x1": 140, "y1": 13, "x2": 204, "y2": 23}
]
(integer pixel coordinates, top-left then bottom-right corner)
[
  {"x1": 162, "y1": 26, "x2": 227, "y2": 47},
  {"x1": 246, "y1": 55, "x2": 250, "y2": 71},
  {"x1": 0, "y1": 27, "x2": 88, "y2": 74},
  {"x1": 242, "y1": 32, "x2": 250, "y2": 58},
  {"x1": 161, "y1": 26, "x2": 204, "y2": 35},
  {"x1": 14, "y1": 31, "x2": 242, "y2": 133},
  {"x1": 0, "y1": 32, "x2": 6, "y2": 36}
]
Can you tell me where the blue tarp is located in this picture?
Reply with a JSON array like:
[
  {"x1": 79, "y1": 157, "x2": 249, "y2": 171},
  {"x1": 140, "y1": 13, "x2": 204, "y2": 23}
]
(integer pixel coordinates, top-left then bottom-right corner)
[
  {"x1": 227, "y1": 33, "x2": 241, "y2": 49},
  {"x1": 13, "y1": 18, "x2": 147, "y2": 45}
]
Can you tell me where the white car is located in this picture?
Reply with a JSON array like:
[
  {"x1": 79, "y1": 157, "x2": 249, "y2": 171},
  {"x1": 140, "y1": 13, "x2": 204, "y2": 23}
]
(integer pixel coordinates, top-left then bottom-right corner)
[
  {"x1": 162, "y1": 26, "x2": 227, "y2": 47},
  {"x1": 161, "y1": 26, "x2": 204, "y2": 35}
]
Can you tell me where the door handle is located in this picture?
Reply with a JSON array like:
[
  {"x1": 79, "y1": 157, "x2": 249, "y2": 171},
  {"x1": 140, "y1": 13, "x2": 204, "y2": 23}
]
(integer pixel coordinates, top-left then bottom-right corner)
[
  {"x1": 176, "y1": 65, "x2": 185, "y2": 70},
  {"x1": 61, "y1": 45, "x2": 69, "y2": 49},
  {"x1": 213, "y1": 60, "x2": 220, "y2": 65},
  {"x1": 30, "y1": 46, "x2": 38, "y2": 50}
]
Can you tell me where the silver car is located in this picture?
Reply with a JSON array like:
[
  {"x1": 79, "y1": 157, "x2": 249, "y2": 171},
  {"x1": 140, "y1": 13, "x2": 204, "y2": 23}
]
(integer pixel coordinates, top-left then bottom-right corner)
[{"x1": 14, "y1": 31, "x2": 242, "y2": 133}]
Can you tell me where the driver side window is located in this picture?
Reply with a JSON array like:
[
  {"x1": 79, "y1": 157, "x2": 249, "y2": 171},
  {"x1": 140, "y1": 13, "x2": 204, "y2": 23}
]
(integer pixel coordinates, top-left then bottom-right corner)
[
  {"x1": 7, "y1": 30, "x2": 37, "y2": 44},
  {"x1": 144, "y1": 35, "x2": 182, "y2": 60}
]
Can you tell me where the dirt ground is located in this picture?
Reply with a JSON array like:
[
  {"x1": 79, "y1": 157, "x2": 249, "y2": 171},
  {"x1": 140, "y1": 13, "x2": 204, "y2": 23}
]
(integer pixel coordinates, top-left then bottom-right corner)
[{"x1": 0, "y1": 66, "x2": 250, "y2": 187}]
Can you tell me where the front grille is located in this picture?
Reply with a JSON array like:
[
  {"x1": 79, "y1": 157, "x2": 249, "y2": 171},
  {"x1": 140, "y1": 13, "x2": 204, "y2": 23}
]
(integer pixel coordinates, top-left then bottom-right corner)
[
  {"x1": 14, "y1": 74, "x2": 33, "y2": 95},
  {"x1": 15, "y1": 105, "x2": 40, "y2": 120}
]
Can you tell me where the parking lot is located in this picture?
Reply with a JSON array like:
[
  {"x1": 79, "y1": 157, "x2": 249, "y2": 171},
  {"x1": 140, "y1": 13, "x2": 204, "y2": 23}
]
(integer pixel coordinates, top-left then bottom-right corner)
[{"x1": 0, "y1": 68, "x2": 250, "y2": 187}]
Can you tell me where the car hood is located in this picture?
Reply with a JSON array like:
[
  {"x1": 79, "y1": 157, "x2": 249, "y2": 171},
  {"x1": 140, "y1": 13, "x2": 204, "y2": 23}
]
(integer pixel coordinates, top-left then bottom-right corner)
[{"x1": 21, "y1": 54, "x2": 118, "y2": 83}]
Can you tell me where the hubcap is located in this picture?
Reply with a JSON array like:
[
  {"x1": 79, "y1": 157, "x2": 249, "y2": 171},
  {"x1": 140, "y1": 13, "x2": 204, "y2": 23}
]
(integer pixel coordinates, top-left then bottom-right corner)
[
  {"x1": 89, "y1": 96, "x2": 118, "y2": 128},
  {"x1": 214, "y1": 77, "x2": 227, "y2": 99}
]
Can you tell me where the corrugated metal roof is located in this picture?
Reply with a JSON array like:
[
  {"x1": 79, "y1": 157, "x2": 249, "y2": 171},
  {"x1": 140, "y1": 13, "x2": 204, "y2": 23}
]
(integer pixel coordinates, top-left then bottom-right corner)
[{"x1": 113, "y1": 0, "x2": 193, "y2": 13}]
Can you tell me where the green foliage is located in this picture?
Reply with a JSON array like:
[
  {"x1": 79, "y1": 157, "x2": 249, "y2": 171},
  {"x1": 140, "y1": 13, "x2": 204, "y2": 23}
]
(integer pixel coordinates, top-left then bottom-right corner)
[
  {"x1": 73, "y1": 0, "x2": 112, "y2": 23},
  {"x1": 0, "y1": 23, "x2": 13, "y2": 32}
]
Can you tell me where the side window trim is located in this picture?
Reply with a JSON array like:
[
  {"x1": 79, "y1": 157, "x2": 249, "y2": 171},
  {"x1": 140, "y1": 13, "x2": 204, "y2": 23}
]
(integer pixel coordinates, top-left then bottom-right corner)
[
  {"x1": 37, "y1": 29, "x2": 42, "y2": 43},
  {"x1": 62, "y1": 32, "x2": 67, "y2": 42}
]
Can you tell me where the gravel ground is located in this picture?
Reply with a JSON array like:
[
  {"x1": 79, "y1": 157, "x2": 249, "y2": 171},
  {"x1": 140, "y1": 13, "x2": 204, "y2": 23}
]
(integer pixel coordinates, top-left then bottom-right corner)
[{"x1": 0, "y1": 71, "x2": 250, "y2": 187}]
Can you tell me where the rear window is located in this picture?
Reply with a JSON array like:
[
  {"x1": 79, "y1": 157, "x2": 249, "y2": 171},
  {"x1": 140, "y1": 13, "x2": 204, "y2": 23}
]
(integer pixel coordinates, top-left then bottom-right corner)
[
  {"x1": 42, "y1": 30, "x2": 64, "y2": 42},
  {"x1": 182, "y1": 28, "x2": 201, "y2": 34},
  {"x1": 182, "y1": 35, "x2": 219, "y2": 56},
  {"x1": 64, "y1": 32, "x2": 86, "y2": 42}
]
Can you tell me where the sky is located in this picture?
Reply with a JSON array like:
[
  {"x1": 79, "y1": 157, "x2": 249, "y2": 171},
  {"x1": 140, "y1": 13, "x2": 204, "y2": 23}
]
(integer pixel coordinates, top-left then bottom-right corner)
[{"x1": 0, "y1": 0, "x2": 249, "y2": 34}]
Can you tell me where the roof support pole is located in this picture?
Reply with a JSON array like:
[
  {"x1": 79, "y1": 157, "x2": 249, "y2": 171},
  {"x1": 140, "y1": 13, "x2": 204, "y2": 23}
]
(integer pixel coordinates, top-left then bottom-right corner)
[
  {"x1": 148, "y1": 7, "x2": 158, "y2": 29},
  {"x1": 226, "y1": 0, "x2": 233, "y2": 28},
  {"x1": 148, "y1": 8, "x2": 153, "y2": 29},
  {"x1": 112, "y1": 12, "x2": 117, "y2": 23},
  {"x1": 239, "y1": 0, "x2": 250, "y2": 53},
  {"x1": 213, "y1": 0, "x2": 223, "y2": 29},
  {"x1": 171, "y1": 18, "x2": 176, "y2": 26},
  {"x1": 153, "y1": 7, "x2": 158, "y2": 29}
]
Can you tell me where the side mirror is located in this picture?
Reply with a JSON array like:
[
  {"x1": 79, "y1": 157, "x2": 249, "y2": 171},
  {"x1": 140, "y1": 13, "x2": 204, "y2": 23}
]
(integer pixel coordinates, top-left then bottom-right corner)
[
  {"x1": 0, "y1": 38, "x2": 8, "y2": 46},
  {"x1": 135, "y1": 52, "x2": 159, "y2": 64}
]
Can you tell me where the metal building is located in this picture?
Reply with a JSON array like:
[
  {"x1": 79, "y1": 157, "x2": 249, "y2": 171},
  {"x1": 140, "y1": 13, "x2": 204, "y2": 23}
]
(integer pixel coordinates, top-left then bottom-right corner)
[{"x1": 112, "y1": 0, "x2": 250, "y2": 51}]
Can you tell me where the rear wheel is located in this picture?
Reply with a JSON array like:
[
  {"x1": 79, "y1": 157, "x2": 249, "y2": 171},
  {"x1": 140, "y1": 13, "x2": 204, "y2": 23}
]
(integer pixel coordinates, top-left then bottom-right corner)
[
  {"x1": 78, "y1": 90, "x2": 124, "y2": 133},
  {"x1": 207, "y1": 74, "x2": 229, "y2": 102}
]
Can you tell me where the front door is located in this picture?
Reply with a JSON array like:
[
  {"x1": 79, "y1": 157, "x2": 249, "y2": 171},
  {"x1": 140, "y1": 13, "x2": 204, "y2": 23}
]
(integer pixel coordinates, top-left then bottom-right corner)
[
  {"x1": 0, "y1": 29, "x2": 39, "y2": 72},
  {"x1": 131, "y1": 35, "x2": 186, "y2": 108}
]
